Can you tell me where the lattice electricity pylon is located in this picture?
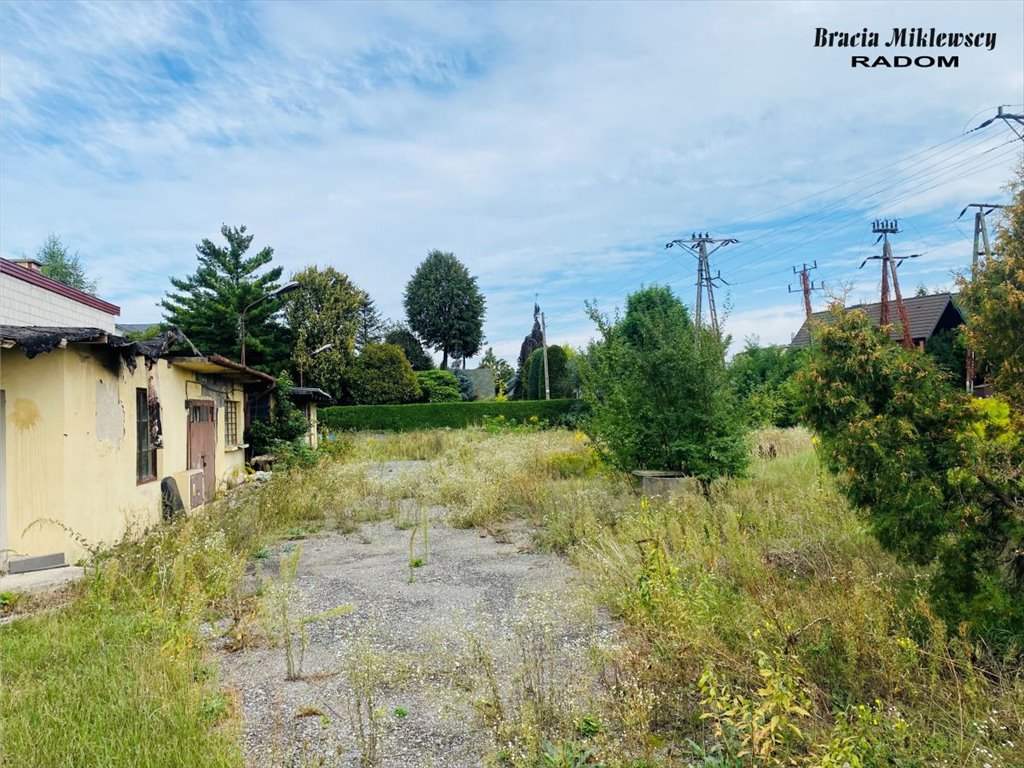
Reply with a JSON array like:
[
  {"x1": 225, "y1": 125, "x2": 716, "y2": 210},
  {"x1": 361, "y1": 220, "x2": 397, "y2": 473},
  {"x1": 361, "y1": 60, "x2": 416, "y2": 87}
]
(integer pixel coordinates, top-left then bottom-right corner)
[{"x1": 665, "y1": 232, "x2": 737, "y2": 338}]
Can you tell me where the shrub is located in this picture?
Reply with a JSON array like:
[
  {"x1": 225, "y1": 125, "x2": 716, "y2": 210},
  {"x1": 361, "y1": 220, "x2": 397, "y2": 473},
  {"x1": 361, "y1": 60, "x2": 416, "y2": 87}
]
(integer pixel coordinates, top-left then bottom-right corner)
[
  {"x1": 245, "y1": 371, "x2": 309, "y2": 455},
  {"x1": 451, "y1": 367, "x2": 476, "y2": 401},
  {"x1": 416, "y1": 369, "x2": 461, "y2": 403},
  {"x1": 320, "y1": 399, "x2": 582, "y2": 432},
  {"x1": 799, "y1": 307, "x2": 1024, "y2": 645},
  {"x1": 729, "y1": 341, "x2": 808, "y2": 427},
  {"x1": 347, "y1": 343, "x2": 422, "y2": 405},
  {"x1": 577, "y1": 285, "x2": 749, "y2": 479}
]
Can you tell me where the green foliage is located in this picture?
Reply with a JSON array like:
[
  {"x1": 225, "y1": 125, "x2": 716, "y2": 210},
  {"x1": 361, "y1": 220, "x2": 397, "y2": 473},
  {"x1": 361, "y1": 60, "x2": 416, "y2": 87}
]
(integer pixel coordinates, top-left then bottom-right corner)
[
  {"x1": 383, "y1": 324, "x2": 435, "y2": 371},
  {"x1": 578, "y1": 285, "x2": 749, "y2": 479},
  {"x1": 956, "y1": 162, "x2": 1024, "y2": 413},
  {"x1": 799, "y1": 307, "x2": 1024, "y2": 644},
  {"x1": 35, "y1": 233, "x2": 99, "y2": 294},
  {"x1": 355, "y1": 292, "x2": 385, "y2": 351},
  {"x1": 481, "y1": 347, "x2": 515, "y2": 396},
  {"x1": 729, "y1": 341, "x2": 808, "y2": 427},
  {"x1": 285, "y1": 265, "x2": 364, "y2": 399},
  {"x1": 347, "y1": 343, "x2": 422, "y2": 405},
  {"x1": 320, "y1": 399, "x2": 581, "y2": 432},
  {"x1": 160, "y1": 224, "x2": 291, "y2": 371},
  {"x1": 923, "y1": 326, "x2": 967, "y2": 384},
  {"x1": 245, "y1": 371, "x2": 310, "y2": 455},
  {"x1": 516, "y1": 306, "x2": 545, "y2": 399},
  {"x1": 416, "y1": 369, "x2": 461, "y2": 403},
  {"x1": 451, "y1": 367, "x2": 476, "y2": 401},
  {"x1": 403, "y1": 250, "x2": 486, "y2": 368},
  {"x1": 526, "y1": 346, "x2": 575, "y2": 400}
]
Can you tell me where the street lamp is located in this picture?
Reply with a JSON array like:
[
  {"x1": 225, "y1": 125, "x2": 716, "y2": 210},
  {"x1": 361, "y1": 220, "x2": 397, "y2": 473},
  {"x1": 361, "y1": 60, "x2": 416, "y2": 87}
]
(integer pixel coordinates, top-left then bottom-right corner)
[
  {"x1": 299, "y1": 343, "x2": 334, "y2": 386},
  {"x1": 239, "y1": 281, "x2": 300, "y2": 366}
]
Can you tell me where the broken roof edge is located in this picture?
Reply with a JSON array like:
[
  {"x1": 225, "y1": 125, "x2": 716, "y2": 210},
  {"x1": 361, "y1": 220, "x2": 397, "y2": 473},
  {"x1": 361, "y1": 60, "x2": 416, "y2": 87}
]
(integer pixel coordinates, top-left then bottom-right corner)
[
  {"x1": 1, "y1": 327, "x2": 275, "y2": 384},
  {"x1": 205, "y1": 354, "x2": 277, "y2": 384},
  {"x1": 0, "y1": 325, "x2": 185, "y2": 373}
]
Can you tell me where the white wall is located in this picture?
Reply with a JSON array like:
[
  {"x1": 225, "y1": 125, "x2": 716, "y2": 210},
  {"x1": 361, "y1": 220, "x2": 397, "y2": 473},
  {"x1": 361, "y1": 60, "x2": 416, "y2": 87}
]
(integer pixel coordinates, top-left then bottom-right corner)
[{"x1": 0, "y1": 272, "x2": 117, "y2": 331}]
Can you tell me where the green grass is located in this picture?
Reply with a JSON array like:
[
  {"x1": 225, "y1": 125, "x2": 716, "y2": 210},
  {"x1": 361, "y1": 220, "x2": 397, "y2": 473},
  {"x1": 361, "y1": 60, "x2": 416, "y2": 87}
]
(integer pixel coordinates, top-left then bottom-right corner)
[
  {"x1": 3, "y1": 427, "x2": 1021, "y2": 767},
  {"x1": 1, "y1": 601, "x2": 239, "y2": 767}
]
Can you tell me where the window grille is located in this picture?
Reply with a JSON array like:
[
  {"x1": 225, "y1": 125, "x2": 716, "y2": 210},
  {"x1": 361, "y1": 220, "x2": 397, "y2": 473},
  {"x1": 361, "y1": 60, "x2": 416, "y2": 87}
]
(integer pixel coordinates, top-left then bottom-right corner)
[
  {"x1": 136, "y1": 389, "x2": 157, "y2": 482},
  {"x1": 225, "y1": 400, "x2": 239, "y2": 446}
]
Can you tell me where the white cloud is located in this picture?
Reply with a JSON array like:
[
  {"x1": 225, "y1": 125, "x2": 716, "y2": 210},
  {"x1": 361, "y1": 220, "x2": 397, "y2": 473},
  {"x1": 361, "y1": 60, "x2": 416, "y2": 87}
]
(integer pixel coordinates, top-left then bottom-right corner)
[{"x1": 0, "y1": 0, "x2": 1021, "y2": 366}]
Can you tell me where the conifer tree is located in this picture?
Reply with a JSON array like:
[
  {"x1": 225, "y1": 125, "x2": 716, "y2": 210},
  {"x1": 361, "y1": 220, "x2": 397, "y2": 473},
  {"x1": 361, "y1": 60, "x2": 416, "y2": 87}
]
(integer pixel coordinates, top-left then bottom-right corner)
[{"x1": 161, "y1": 225, "x2": 291, "y2": 370}]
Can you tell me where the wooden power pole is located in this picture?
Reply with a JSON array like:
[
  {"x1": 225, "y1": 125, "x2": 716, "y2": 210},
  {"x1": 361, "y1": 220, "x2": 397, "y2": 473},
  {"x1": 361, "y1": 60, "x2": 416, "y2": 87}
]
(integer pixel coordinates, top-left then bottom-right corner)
[{"x1": 861, "y1": 219, "x2": 919, "y2": 350}]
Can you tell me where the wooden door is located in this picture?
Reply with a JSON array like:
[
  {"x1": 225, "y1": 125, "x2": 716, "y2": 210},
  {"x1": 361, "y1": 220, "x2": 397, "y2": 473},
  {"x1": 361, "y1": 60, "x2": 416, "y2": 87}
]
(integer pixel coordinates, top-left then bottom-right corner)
[{"x1": 186, "y1": 400, "x2": 216, "y2": 503}]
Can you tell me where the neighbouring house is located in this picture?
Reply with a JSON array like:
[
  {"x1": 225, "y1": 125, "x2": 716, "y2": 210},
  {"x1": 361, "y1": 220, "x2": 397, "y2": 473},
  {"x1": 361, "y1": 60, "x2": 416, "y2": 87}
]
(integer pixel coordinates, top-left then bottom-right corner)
[
  {"x1": 0, "y1": 258, "x2": 276, "y2": 573},
  {"x1": 789, "y1": 292, "x2": 966, "y2": 349}
]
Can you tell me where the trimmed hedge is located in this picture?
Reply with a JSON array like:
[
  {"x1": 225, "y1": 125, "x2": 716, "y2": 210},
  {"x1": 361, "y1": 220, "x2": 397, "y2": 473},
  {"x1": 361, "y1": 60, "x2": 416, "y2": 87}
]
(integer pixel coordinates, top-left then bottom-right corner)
[{"x1": 321, "y1": 398, "x2": 583, "y2": 432}]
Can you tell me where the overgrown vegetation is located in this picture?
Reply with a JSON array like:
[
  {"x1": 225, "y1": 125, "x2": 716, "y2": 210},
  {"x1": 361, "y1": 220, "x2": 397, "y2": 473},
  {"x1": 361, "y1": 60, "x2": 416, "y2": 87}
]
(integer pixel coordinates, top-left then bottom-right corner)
[
  {"x1": 579, "y1": 285, "x2": 749, "y2": 478},
  {"x1": 800, "y1": 307, "x2": 1024, "y2": 647},
  {"x1": 347, "y1": 342, "x2": 423, "y2": 405},
  {"x1": 3, "y1": 427, "x2": 1022, "y2": 767},
  {"x1": 244, "y1": 371, "x2": 309, "y2": 455},
  {"x1": 730, "y1": 341, "x2": 808, "y2": 427}
]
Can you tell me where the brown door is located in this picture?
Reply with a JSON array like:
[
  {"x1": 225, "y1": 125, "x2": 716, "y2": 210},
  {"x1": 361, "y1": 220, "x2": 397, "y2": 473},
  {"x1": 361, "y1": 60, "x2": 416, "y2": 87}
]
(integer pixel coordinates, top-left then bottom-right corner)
[{"x1": 186, "y1": 400, "x2": 216, "y2": 503}]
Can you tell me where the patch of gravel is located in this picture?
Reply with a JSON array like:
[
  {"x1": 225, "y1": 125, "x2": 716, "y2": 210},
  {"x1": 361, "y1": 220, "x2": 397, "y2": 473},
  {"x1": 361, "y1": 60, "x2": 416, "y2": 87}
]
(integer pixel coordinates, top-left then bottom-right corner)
[{"x1": 216, "y1": 462, "x2": 617, "y2": 768}]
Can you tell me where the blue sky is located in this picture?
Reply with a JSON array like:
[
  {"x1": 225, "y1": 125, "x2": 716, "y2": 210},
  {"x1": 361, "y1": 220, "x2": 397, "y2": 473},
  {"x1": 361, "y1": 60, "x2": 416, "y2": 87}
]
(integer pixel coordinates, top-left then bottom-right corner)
[{"x1": 1, "y1": 0, "x2": 1022, "y2": 364}]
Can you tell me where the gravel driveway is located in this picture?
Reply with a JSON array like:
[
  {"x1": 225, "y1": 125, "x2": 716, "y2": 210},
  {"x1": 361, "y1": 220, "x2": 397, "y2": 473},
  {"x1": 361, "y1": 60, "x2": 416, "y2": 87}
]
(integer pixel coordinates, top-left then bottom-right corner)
[{"x1": 216, "y1": 477, "x2": 615, "y2": 768}]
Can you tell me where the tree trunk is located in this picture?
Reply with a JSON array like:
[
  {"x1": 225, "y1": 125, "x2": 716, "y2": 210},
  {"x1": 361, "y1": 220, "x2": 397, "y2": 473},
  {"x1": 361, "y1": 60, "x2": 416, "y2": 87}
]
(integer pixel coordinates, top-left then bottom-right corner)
[{"x1": 441, "y1": 347, "x2": 448, "y2": 369}]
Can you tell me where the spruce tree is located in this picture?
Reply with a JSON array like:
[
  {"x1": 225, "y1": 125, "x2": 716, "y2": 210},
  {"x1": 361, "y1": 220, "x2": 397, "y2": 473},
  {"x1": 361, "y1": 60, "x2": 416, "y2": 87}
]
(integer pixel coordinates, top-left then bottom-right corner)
[{"x1": 161, "y1": 225, "x2": 292, "y2": 370}]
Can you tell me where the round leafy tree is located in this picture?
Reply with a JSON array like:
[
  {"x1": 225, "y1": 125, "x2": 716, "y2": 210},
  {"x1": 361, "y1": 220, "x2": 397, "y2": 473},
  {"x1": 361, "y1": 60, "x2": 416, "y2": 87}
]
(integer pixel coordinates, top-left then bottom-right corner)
[
  {"x1": 578, "y1": 285, "x2": 748, "y2": 479},
  {"x1": 403, "y1": 250, "x2": 486, "y2": 369},
  {"x1": 347, "y1": 344, "x2": 422, "y2": 405}
]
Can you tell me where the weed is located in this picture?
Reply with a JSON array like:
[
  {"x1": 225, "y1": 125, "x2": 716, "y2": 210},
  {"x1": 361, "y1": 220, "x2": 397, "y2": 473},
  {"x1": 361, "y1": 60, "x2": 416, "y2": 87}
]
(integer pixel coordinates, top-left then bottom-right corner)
[
  {"x1": 393, "y1": 705, "x2": 408, "y2": 718},
  {"x1": 260, "y1": 544, "x2": 353, "y2": 681}
]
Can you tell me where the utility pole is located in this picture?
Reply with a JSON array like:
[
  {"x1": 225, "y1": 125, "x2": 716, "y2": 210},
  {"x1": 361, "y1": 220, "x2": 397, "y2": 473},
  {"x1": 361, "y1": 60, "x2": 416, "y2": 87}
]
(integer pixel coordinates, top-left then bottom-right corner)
[
  {"x1": 860, "y1": 219, "x2": 919, "y2": 350},
  {"x1": 540, "y1": 310, "x2": 551, "y2": 401},
  {"x1": 957, "y1": 203, "x2": 1004, "y2": 392},
  {"x1": 971, "y1": 105, "x2": 1024, "y2": 141},
  {"x1": 789, "y1": 261, "x2": 818, "y2": 322},
  {"x1": 666, "y1": 232, "x2": 738, "y2": 338}
]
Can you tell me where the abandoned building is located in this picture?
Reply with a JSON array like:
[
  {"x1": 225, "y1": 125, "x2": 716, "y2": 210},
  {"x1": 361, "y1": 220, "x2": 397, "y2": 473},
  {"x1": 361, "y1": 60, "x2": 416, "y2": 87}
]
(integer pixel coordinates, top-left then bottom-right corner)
[{"x1": 0, "y1": 257, "x2": 276, "y2": 574}]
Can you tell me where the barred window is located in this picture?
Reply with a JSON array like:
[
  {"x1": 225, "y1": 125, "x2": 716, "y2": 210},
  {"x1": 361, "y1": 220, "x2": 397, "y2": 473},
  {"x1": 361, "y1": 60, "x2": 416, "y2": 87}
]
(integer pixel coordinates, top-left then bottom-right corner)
[
  {"x1": 136, "y1": 388, "x2": 157, "y2": 482},
  {"x1": 225, "y1": 400, "x2": 239, "y2": 446}
]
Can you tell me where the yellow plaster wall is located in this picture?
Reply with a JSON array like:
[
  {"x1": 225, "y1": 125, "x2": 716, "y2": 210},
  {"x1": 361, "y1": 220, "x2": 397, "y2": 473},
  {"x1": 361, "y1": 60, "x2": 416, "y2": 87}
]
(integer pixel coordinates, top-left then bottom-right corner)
[
  {"x1": 1, "y1": 349, "x2": 67, "y2": 559},
  {"x1": 1, "y1": 347, "x2": 250, "y2": 566}
]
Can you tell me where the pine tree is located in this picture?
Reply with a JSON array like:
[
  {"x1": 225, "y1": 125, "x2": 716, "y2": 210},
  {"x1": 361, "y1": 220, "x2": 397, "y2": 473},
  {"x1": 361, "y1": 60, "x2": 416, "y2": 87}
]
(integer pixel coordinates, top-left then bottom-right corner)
[
  {"x1": 160, "y1": 225, "x2": 291, "y2": 370},
  {"x1": 35, "y1": 234, "x2": 99, "y2": 294},
  {"x1": 355, "y1": 292, "x2": 385, "y2": 351}
]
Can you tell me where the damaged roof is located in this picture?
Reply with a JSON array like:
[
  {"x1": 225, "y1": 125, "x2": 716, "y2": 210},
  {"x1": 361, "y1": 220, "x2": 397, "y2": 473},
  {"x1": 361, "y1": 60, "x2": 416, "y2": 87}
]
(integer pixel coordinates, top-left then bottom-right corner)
[
  {"x1": 0, "y1": 326, "x2": 182, "y2": 372},
  {"x1": 1, "y1": 325, "x2": 275, "y2": 384}
]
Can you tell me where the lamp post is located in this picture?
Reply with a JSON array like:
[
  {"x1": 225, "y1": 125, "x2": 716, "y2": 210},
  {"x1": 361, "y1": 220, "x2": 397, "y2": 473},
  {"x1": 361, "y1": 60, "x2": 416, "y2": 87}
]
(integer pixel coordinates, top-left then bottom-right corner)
[
  {"x1": 239, "y1": 281, "x2": 299, "y2": 367},
  {"x1": 299, "y1": 342, "x2": 334, "y2": 386}
]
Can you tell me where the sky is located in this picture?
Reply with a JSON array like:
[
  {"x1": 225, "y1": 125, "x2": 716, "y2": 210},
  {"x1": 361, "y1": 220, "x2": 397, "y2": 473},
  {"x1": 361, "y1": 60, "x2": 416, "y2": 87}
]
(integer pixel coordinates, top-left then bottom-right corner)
[{"x1": 1, "y1": 0, "x2": 1022, "y2": 365}]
